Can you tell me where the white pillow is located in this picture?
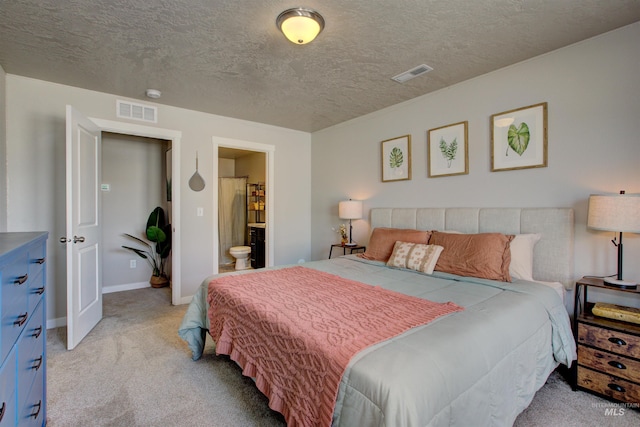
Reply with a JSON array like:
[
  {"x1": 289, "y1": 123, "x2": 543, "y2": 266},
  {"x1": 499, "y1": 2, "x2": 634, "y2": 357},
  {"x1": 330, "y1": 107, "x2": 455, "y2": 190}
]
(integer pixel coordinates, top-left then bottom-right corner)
[{"x1": 509, "y1": 233, "x2": 541, "y2": 281}]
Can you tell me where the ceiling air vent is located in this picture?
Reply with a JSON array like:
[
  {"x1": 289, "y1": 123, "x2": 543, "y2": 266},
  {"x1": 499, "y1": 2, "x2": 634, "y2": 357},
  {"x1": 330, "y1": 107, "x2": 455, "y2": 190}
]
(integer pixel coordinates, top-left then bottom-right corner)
[
  {"x1": 116, "y1": 100, "x2": 158, "y2": 123},
  {"x1": 391, "y1": 64, "x2": 433, "y2": 83}
]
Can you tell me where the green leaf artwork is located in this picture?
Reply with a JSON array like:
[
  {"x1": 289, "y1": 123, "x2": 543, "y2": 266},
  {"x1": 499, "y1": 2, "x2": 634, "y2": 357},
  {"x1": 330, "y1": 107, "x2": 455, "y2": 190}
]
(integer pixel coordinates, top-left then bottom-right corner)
[
  {"x1": 389, "y1": 147, "x2": 404, "y2": 168},
  {"x1": 439, "y1": 137, "x2": 458, "y2": 167},
  {"x1": 507, "y1": 122, "x2": 530, "y2": 156}
]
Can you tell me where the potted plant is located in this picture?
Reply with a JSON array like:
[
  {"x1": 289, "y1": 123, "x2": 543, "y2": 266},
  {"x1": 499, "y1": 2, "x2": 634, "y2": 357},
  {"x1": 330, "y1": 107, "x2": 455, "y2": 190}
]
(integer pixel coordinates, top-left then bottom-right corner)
[{"x1": 122, "y1": 206, "x2": 172, "y2": 288}]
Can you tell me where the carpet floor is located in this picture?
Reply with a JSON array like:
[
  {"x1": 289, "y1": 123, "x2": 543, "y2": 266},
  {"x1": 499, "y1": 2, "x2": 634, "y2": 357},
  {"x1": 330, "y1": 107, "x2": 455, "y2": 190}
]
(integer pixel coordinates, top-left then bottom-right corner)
[{"x1": 46, "y1": 287, "x2": 639, "y2": 426}]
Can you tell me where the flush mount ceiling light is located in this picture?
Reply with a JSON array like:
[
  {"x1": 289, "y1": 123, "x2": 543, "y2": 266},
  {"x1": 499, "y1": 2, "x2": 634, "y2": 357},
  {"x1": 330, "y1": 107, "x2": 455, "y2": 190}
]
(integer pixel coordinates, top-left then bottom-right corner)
[
  {"x1": 145, "y1": 89, "x2": 161, "y2": 99},
  {"x1": 276, "y1": 7, "x2": 325, "y2": 45}
]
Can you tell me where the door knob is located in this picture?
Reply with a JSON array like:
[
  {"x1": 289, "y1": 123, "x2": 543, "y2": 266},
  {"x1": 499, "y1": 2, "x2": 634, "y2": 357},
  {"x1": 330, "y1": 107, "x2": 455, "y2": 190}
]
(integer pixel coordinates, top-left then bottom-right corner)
[
  {"x1": 59, "y1": 237, "x2": 70, "y2": 243},
  {"x1": 73, "y1": 236, "x2": 85, "y2": 243}
]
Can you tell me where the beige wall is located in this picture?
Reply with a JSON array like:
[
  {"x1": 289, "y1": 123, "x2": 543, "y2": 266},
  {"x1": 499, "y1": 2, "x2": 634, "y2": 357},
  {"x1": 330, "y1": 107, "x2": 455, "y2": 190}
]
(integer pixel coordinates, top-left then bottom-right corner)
[
  {"x1": 311, "y1": 23, "x2": 640, "y2": 308},
  {"x1": 6, "y1": 77, "x2": 311, "y2": 324}
]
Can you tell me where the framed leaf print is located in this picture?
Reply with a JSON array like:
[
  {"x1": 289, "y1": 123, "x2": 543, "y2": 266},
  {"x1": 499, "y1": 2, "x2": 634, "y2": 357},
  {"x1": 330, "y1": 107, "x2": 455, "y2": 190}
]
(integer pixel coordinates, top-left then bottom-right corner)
[
  {"x1": 491, "y1": 102, "x2": 547, "y2": 171},
  {"x1": 427, "y1": 121, "x2": 468, "y2": 177},
  {"x1": 381, "y1": 135, "x2": 411, "y2": 182}
]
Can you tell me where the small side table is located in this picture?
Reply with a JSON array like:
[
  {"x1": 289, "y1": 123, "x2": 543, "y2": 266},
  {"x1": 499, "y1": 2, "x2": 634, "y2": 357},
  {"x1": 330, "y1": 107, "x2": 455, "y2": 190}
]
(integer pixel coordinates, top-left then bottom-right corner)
[
  {"x1": 573, "y1": 276, "x2": 640, "y2": 403},
  {"x1": 329, "y1": 244, "x2": 366, "y2": 259}
]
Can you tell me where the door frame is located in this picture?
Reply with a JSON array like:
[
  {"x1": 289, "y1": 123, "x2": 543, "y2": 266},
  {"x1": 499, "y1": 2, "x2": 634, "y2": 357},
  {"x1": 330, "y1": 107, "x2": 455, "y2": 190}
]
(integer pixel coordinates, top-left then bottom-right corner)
[
  {"x1": 91, "y1": 118, "x2": 183, "y2": 305},
  {"x1": 212, "y1": 136, "x2": 275, "y2": 273}
]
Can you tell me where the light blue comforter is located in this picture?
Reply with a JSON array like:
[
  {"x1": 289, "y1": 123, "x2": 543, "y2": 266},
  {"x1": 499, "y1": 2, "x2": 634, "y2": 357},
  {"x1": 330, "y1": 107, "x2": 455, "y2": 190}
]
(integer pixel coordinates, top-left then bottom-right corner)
[{"x1": 178, "y1": 255, "x2": 576, "y2": 426}]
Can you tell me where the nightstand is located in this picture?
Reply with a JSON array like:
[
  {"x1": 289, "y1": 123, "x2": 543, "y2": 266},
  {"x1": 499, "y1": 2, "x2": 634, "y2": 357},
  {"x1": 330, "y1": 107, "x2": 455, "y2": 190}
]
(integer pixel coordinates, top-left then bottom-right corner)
[
  {"x1": 328, "y1": 244, "x2": 366, "y2": 259},
  {"x1": 573, "y1": 276, "x2": 640, "y2": 403}
]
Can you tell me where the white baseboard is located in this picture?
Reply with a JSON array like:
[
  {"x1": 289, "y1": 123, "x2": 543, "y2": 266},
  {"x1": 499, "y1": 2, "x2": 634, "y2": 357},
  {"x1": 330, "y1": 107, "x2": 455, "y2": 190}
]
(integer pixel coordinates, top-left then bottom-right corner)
[
  {"x1": 102, "y1": 281, "x2": 150, "y2": 294},
  {"x1": 47, "y1": 317, "x2": 67, "y2": 330},
  {"x1": 178, "y1": 295, "x2": 193, "y2": 305}
]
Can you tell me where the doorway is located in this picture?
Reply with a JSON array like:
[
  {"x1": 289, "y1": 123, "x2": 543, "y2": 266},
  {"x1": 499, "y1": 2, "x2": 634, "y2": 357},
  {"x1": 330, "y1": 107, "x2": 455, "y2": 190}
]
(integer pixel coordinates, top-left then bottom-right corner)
[
  {"x1": 212, "y1": 137, "x2": 275, "y2": 275},
  {"x1": 101, "y1": 132, "x2": 171, "y2": 295},
  {"x1": 91, "y1": 117, "x2": 183, "y2": 305}
]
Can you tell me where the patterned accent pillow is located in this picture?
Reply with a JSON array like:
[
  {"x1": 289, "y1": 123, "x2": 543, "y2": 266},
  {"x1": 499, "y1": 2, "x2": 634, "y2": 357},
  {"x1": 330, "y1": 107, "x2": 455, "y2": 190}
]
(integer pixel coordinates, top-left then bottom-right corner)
[{"x1": 387, "y1": 241, "x2": 444, "y2": 274}]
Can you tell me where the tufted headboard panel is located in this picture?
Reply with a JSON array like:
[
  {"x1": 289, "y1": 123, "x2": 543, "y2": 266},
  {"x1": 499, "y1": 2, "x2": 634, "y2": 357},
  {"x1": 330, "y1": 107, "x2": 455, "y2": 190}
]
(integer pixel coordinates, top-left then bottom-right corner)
[{"x1": 370, "y1": 208, "x2": 574, "y2": 289}]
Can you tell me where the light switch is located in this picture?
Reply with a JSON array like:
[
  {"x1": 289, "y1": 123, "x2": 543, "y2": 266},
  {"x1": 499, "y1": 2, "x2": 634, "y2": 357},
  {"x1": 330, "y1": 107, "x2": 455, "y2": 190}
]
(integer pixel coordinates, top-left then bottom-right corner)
[{"x1": 197, "y1": 207, "x2": 204, "y2": 216}]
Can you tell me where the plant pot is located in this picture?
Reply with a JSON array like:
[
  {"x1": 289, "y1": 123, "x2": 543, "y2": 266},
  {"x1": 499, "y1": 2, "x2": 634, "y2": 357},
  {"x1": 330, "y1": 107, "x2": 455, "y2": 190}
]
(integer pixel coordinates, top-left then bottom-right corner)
[{"x1": 150, "y1": 275, "x2": 170, "y2": 288}]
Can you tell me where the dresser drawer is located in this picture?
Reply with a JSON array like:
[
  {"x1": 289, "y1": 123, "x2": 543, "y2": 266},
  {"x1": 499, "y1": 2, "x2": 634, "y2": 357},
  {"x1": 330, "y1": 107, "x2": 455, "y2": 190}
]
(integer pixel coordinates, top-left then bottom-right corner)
[
  {"x1": 0, "y1": 346, "x2": 16, "y2": 427},
  {"x1": 26, "y1": 270, "x2": 45, "y2": 316},
  {"x1": 578, "y1": 322, "x2": 640, "y2": 359},
  {"x1": 27, "y1": 241, "x2": 46, "y2": 282},
  {"x1": 1, "y1": 251, "x2": 30, "y2": 363},
  {"x1": 578, "y1": 345, "x2": 640, "y2": 383},
  {"x1": 17, "y1": 300, "x2": 45, "y2": 409},
  {"x1": 17, "y1": 367, "x2": 44, "y2": 427},
  {"x1": 578, "y1": 365, "x2": 640, "y2": 403}
]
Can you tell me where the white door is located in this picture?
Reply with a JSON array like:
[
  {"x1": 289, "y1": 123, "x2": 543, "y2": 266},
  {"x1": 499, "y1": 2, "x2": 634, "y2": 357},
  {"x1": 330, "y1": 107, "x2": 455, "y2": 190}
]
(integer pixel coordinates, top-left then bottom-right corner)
[{"x1": 64, "y1": 105, "x2": 102, "y2": 350}]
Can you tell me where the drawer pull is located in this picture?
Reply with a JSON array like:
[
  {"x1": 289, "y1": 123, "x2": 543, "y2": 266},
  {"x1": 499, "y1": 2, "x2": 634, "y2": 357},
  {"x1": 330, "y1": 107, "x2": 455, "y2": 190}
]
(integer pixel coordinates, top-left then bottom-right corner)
[
  {"x1": 15, "y1": 273, "x2": 28, "y2": 285},
  {"x1": 30, "y1": 400, "x2": 42, "y2": 419},
  {"x1": 33, "y1": 326, "x2": 43, "y2": 339},
  {"x1": 607, "y1": 383, "x2": 626, "y2": 393},
  {"x1": 36, "y1": 258, "x2": 45, "y2": 264},
  {"x1": 33, "y1": 356, "x2": 43, "y2": 371},
  {"x1": 0, "y1": 402, "x2": 5, "y2": 422},
  {"x1": 608, "y1": 360, "x2": 627, "y2": 370},
  {"x1": 35, "y1": 287, "x2": 45, "y2": 295},
  {"x1": 608, "y1": 337, "x2": 627, "y2": 346},
  {"x1": 14, "y1": 312, "x2": 28, "y2": 327}
]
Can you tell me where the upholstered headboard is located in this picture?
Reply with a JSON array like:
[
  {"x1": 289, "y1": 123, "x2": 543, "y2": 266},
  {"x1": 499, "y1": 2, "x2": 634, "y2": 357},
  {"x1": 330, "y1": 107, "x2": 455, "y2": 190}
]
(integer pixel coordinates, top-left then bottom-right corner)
[{"x1": 370, "y1": 208, "x2": 574, "y2": 289}]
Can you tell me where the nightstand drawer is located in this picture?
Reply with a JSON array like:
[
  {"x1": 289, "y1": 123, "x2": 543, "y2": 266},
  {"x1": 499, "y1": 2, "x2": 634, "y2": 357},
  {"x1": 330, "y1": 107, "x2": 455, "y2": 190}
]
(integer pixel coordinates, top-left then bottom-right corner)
[
  {"x1": 578, "y1": 345, "x2": 640, "y2": 383},
  {"x1": 578, "y1": 322, "x2": 640, "y2": 359},
  {"x1": 577, "y1": 365, "x2": 640, "y2": 403}
]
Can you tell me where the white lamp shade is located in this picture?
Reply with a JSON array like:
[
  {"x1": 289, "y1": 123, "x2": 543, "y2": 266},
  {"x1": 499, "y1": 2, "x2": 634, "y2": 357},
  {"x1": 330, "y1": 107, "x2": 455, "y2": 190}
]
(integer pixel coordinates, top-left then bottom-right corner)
[
  {"x1": 339, "y1": 200, "x2": 363, "y2": 220},
  {"x1": 588, "y1": 193, "x2": 640, "y2": 233}
]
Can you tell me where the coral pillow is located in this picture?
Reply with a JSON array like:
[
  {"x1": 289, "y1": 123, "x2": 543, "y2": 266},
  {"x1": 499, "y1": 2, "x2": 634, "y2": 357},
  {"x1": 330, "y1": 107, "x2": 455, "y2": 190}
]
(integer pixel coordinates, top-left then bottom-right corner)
[
  {"x1": 359, "y1": 228, "x2": 431, "y2": 262},
  {"x1": 429, "y1": 231, "x2": 515, "y2": 282},
  {"x1": 387, "y1": 242, "x2": 444, "y2": 274}
]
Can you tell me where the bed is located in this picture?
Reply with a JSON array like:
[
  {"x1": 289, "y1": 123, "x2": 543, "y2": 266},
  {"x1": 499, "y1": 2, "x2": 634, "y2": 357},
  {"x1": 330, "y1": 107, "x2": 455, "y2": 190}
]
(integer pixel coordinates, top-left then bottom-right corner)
[{"x1": 179, "y1": 207, "x2": 577, "y2": 426}]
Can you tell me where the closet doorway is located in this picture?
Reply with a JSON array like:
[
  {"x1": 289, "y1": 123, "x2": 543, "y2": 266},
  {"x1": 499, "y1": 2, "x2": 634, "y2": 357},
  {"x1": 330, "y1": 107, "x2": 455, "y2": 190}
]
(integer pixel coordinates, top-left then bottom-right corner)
[
  {"x1": 213, "y1": 137, "x2": 275, "y2": 275},
  {"x1": 101, "y1": 132, "x2": 172, "y2": 295}
]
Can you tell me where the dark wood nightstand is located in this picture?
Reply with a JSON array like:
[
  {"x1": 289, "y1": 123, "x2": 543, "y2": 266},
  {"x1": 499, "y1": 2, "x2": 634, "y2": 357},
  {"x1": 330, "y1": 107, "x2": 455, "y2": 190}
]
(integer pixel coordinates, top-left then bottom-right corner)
[
  {"x1": 328, "y1": 244, "x2": 366, "y2": 259},
  {"x1": 573, "y1": 277, "x2": 640, "y2": 403}
]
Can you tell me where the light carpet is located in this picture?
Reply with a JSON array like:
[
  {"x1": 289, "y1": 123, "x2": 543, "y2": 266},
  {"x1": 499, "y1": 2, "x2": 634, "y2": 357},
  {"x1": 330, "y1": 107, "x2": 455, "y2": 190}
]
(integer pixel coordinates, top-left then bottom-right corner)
[{"x1": 46, "y1": 287, "x2": 639, "y2": 426}]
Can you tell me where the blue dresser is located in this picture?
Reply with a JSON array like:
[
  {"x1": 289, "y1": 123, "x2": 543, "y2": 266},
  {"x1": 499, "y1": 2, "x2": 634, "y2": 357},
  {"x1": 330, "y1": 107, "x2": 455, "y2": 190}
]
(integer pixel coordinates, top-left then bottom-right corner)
[{"x1": 0, "y1": 232, "x2": 48, "y2": 427}]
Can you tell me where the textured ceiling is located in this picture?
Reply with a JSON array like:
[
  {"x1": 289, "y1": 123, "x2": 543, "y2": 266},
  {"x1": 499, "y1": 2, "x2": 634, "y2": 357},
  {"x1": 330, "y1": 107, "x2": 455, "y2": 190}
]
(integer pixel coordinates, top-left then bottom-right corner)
[{"x1": 1, "y1": 1, "x2": 639, "y2": 132}]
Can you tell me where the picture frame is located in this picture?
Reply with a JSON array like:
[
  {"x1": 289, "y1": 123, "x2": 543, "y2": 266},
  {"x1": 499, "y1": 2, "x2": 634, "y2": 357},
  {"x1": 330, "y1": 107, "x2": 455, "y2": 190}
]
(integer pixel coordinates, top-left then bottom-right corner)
[
  {"x1": 381, "y1": 134, "x2": 411, "y2": 182},
  {"x1": 491, "y1": 102, "x2": 547, "y2": 172},
  {"x1": 427, "y1": 121, "x2": 469, "y2": 177}
]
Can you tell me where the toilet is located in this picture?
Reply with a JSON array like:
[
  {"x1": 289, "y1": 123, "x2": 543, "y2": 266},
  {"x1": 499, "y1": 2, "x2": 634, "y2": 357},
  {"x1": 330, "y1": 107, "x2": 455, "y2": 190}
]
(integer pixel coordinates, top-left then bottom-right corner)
[{"x1": 229, "y1": 246, "x2": 251, "y2": 270}]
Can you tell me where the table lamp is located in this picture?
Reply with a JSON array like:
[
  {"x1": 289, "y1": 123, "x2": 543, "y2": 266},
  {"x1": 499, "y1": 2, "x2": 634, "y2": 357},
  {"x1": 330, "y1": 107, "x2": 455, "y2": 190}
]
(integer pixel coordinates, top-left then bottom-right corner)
[
  {"x1": 338, "y1": 199, "x2": 363, "y2": 246},
  {"x1": 587, "y1": 190, "x2": 640, "y2": 289}
]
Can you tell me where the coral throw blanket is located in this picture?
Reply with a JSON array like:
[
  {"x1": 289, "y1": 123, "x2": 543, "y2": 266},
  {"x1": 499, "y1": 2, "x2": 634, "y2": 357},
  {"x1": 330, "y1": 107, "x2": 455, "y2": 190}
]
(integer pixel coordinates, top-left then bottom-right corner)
[{"x1": 207, "y1": 266, "x2": 463, "y2": 427}]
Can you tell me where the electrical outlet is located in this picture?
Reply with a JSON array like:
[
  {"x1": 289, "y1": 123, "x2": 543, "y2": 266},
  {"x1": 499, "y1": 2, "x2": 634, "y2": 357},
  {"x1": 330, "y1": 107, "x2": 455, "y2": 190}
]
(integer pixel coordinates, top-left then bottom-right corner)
[{"x1": 130, "y1": 259, "x2": 136, "y2": 268}]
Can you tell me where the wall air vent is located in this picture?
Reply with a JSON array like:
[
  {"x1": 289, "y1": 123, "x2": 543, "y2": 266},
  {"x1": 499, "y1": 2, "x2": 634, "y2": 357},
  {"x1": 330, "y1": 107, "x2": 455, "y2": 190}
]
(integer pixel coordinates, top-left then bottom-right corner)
[
  {"x1": 391, "y1": 64, "x2": 433, "y2": 83},
  {"x1": 116, "y1": 100, "x2": 158, "y2": 123}
]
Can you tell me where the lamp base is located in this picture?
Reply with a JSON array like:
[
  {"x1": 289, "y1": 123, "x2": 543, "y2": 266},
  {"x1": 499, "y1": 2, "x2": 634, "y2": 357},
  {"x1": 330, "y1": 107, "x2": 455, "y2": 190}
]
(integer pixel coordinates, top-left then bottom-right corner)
[{"x1": 603, "y1": 277, "x2": 638, "y2": 290}]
